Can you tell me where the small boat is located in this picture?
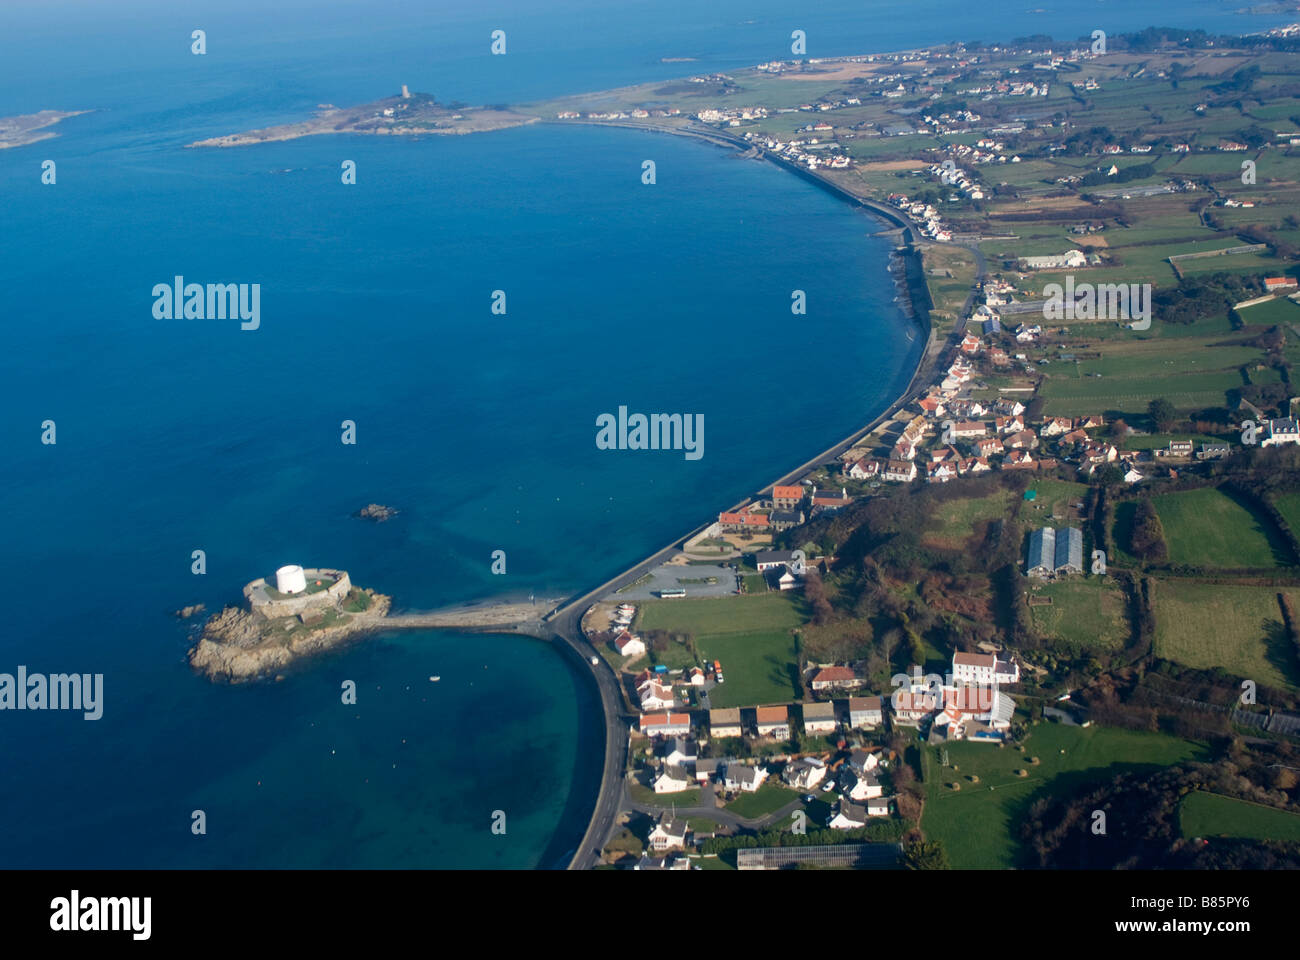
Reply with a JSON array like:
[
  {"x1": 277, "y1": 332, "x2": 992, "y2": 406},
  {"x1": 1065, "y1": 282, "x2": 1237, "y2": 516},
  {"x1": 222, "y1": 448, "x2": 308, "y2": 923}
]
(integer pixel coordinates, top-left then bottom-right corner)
[{"x1": 428, "y1": 676, "x2": 440, "y2": 682}]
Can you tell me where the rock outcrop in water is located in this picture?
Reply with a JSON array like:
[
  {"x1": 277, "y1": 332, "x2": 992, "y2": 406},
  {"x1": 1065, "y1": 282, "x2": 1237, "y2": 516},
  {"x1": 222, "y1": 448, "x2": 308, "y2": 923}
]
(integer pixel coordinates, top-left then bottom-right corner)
[
  {"x1": 354, "y1": 503, "x2": 399, "y2": 522},
  {"x1": 187, "y1": 569, "x2": 391, "y2": 682}
]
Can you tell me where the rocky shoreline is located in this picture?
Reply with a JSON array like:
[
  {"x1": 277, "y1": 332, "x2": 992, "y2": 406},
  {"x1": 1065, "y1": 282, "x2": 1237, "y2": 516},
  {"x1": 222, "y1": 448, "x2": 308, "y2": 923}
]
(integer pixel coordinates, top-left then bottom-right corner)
[{"x1": 188, "y1": 589, "x2": 392, "y2": 682}]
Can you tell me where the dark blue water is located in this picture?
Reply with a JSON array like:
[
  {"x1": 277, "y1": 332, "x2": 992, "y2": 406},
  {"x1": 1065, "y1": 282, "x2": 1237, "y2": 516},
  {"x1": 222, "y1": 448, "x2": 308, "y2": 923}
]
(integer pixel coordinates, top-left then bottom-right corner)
[{"x1": 0, "y1": 0, "x2": 1283, "y2": 867}]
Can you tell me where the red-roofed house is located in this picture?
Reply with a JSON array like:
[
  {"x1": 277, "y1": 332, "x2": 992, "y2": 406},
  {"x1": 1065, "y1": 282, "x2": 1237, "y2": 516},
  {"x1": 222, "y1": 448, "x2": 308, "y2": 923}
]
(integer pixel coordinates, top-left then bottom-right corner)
[
  {"x1": 810, "y1": 666, "x2": 861, "y2": 692},
  {"x1": 639, "y1": 712, "x2": 691, "y2": 737},
  {"x1": 772, "y1": 485, "x2": 805, "y2": 510}
]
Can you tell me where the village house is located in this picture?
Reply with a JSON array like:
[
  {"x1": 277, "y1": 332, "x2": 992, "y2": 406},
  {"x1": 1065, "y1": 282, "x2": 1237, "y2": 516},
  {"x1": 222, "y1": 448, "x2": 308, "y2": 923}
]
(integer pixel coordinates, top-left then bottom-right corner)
[
  {"x1": 952, "y1": 650, "x2": 1020, "y2": 686},
  {"x1": 934, "y1": 684, "x2": 1016, "y2": 740},
  {"x1": 755, "y1": 705, "x2": 790, "y2": 739},
  {"x1": 848, "y1": 748, "x2": 879, "y2": 775},
  {"x1": 810, "y1": 666, "x2": 861, "y2": 692},
  {"x1": 771, "y1": 484, "x2": 805, "y2": 510},
  {"x1": 883, "y1": 459, "x2": 918, "y2": 483},
  {"x1": 613, "y1": 630, "x2": 646, "y2": 658},
  {"x1": 723, "y1": 763, "x2": 769, "y2": 793},
  {"x1": 653, "y1": 765, "x2": 693, "y2": 793},
  {"x1": 1264, "y1": 277, "x2": 1298, "y2": 293},
  {"x1": 782, "y1": 757, "x2": 828, "y2": 791},
  {"x1": 866, "y1": 798, "x2": 890, "y2": 817},
  {"x1": 802, "y1": 700, "x2": 838, "y2": 734},
  {"x1": 846, "y1": 457, "x2": 880, "y2": 480},
  {"x1": 838, "y1": 766, "x2": 883, "y2": 801},
  {"x1": 1040, "y1": 416, "x2": 1074, "y2": 438},
  {"x1": 648, "y1": 813, "x2": 688, "y2": 852},
  {"x1": 1262, "y1": 419, "x2": 1300, "y2": 448},
  {"x1": 768, "y1": 509, "x2": 805, "y2": 532},
  {"x1": 827, "y1": 800, "x2": 868, "y2": 830},
  {"x1": 952, "y1": 421, "x2": 987, "y2": 439},
  {"x1": 1004, "y1": 429, "x2": 1039, "y2": 451},
  {"x1": 634, "y1": 853, "x2": 691, "y2": 870},
  {"x1": 995, "y1": 414, "x2": 1025, "y2": 435},
  {"x1": 976, "y1": 436, "x2": 1004, "y2": 457},
  {"x1": 687, "y1": 667, "x2": 706, "y2": 686},
  {"x1": 639, "y1": 712, "x2": 691, "y2": 738},
  {"x1": 709, "y1": 707, "x2": 742, "y2": 739},
  {"x1": 755, "y1": 549, "x2": 798, "y2": 573},
  {"x1": 718, "y1": 504, "x2": 769, "y2": 532},
  {"x1": 847, "y1": 695, "x2": 884, "y2": 729},
  {"x1": 659, "y1": 737, "x2": 698, "y2": 768},
  {"x1": 811, "y1": 487, "x2": 853, "y2": 510},
  {"x1": 695, "y1": 757, "x2": 721, "y2": 783},
  {"x1": 892, "y1": 689, "x2": 938, "y2": 725},
  {"x1": 1004, "y1": 449, "x2": 1035, "y2": 469},
  {"x1": 639, "y1": 681, "x2": 676, "y2": 712},
  {"x1": 1197, "y1": 442, "x2": 1231, "y2": 460}
]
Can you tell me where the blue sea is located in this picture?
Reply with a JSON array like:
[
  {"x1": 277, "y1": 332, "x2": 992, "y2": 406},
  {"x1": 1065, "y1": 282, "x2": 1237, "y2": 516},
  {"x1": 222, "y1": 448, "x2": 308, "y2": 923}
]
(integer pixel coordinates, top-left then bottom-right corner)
[{"x1": 0, "y1": 0, "x2": 1289, "y2": 868}]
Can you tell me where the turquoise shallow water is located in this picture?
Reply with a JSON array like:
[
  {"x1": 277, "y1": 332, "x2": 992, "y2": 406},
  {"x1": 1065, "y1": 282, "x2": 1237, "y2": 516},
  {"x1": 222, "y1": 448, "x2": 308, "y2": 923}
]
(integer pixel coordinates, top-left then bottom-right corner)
[{"x1": 0, "y1": 0, "x2": 1284, "y2": 868}]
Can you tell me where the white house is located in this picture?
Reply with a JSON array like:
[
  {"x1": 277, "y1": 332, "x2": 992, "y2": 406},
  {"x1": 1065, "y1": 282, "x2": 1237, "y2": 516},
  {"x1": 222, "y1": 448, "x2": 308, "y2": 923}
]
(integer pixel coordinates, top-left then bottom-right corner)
[
  {"x1": 653, "y1": 765, "x2": 693, "y2": 794},
  {"x1": 613, "y1": 630, "x2": 645, "y2": 658},
  {"x1": 847, "y1": 696, "x2": 884, "y2": 729},
  {"x1": 709, "y1": 707, "x2": 742, "y2": 739},
  {"x1": 648, "y1": 814, "x2": 688, "y2": 851},
  {"x1": 640, "y1": 681, "x2": 675, "y2": 712},
  {"x1": 724, "y1": 764, "x2": 769, "y2": 793},
  {"x1": 1262, "y1": 419, "x2": 1300, "y2": 447},
  {"x1": 802, "y1": 701, "x2": 837, "y2": 734},
  {"x1": 755, "y1": 706, "x2": 790, "y2": 738},
  {"x1": 782, "y1": 757, "x2": 828, "y2": 790},
  {"x1": 827, "y1": 801, "x2": 868, "y2": 830},
  {"x1": 639, "y1": 712, "x2": 691, "y2": 738}
]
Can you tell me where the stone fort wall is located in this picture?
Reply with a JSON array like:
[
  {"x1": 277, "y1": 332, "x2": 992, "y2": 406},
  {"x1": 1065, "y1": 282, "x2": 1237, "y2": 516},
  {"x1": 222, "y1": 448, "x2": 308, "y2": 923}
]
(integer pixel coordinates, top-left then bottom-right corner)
[{"x1": 246, "y1": 569, "x2": 352, "y2": 620}]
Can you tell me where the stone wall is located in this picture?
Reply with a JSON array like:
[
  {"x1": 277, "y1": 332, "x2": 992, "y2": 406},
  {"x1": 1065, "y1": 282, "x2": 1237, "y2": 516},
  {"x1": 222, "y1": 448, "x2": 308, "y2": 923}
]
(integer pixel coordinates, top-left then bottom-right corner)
[{"x1": 246, "y1": 568, "x2": 353, "y2": 620}]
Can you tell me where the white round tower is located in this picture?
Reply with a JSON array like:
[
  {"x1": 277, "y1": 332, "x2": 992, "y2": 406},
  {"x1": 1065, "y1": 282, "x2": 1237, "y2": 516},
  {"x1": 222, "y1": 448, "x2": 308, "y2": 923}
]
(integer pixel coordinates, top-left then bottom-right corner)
[{"x1": 275, "y1": 564, "x2": 308, "y2": 595}]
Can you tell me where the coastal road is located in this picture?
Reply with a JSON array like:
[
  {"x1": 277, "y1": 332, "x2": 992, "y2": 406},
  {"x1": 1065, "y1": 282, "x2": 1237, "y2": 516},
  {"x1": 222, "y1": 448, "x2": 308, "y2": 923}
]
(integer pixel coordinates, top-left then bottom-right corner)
[{"x1": 551, "y1": 626, "x2": 633, "y2": 870}]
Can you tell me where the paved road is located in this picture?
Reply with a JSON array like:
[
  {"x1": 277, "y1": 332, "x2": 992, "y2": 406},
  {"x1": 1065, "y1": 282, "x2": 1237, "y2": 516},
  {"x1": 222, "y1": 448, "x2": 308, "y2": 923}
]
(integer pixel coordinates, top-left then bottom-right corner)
[
  {"x1": 628, "y1": 795, "x2": 806, "y2": 832},
  {"x1": 537, "y1": 121, "x2": 987, "y2": 869},
  {"x1": 550, "y1": 626, "x2": 634, "y2": 870}
]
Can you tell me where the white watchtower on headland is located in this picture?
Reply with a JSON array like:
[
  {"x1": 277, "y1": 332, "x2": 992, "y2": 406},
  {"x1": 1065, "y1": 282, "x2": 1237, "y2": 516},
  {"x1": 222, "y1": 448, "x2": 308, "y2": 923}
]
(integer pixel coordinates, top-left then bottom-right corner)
[{"x1": 275, "y1": 564, "x2": 308, "y2": 595}]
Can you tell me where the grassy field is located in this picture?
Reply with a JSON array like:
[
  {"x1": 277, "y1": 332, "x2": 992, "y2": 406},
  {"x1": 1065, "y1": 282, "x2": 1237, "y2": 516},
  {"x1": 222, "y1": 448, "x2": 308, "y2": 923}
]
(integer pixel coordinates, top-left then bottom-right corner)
[
  {"x1": 920, "y1": 723, "x2": 1205, "y2": 868},
  {"x1": 922, "y1": 488, "x2": 1014, "y2": 550},
  {"x1": 1179, "y1": 791, "x2": 1300, "y2": 843},
  {"x1": 1028, "y1": 577, "x2": 1129, "y2": 651},
  {"x1": 1153, "y1": 487, "x2": 1293, "y2": 569},
  {"x1": 638, "y1": 592, "x2": 805, "y2": 634},
  {"x1": 1022, "y1": 479, "x2": 1089, "y2": 520},
  {"x1": 640, "y1": 593, "x2": 806, "y2": 708},
  {"x1": 1273, "y1": 491, "x2": 1300, "y2": 534},
  {"x1": 724, "y1": 781, "x2": 800, "y2": 819},
  {"x1": 1151, "y1": 580, "x2": 1300, "y2": 689}
]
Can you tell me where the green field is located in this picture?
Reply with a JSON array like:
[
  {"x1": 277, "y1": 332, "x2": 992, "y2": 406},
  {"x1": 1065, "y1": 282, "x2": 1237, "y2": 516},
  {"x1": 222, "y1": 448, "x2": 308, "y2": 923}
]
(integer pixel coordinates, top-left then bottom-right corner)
[
  {"x1": 922, "y1": 488, "x2": 1014, "y2": 549},
  {"x1": 921, "y1": 724, "x2": 1205, "y2": 868},
  {"x1": 638, "y1": 592, "x2": 805, "y2": 635},
  {"x1": 1151, "y1": 580, "x2": 1300, "y2": 689},
  {"x1": 1272, "y1": 491, "x2": 1300, "y2": 534},
  {"x1": 1153, "y1": 487, "x2": 1292, "y2": 569},
  {"x1": 1179, "y1": 791, "x2": 1300, "y2": 842},
  {"x1": 1028, "y1": 577, "x2": 1129, "y2": 651},
  {"x1": 640, "y1": 593, "x2": 805, "y2": 708},
  {"x1": 724, "y1": 781, "x2": 800, "y2": 819}
]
